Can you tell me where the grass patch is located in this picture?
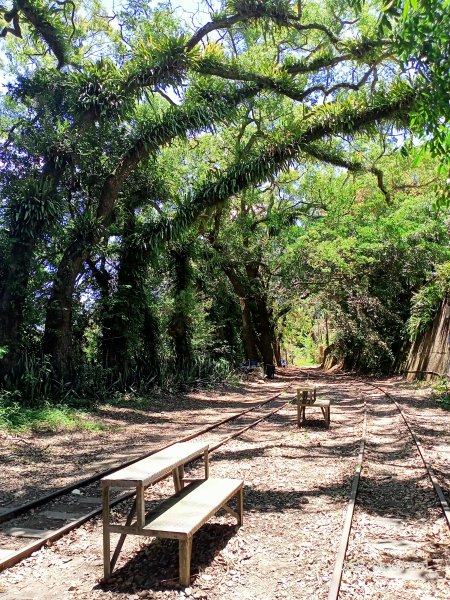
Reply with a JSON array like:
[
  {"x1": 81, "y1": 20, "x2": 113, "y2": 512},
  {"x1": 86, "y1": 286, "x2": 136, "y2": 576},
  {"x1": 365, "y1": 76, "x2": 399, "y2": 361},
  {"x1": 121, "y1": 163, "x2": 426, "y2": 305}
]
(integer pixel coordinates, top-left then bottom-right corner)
[
  {"x1": 102, "y1": 391, "x2": 162, "y2": 411},
  {"x1": 432, "y1": 379, "x2": 450, "y2": 411},
  {"x1": 435, "y1": 393, "x2": 450, "y2": 411},
  {"x1": 0, "y1": 402, "x2": 112, "y2": 433}
]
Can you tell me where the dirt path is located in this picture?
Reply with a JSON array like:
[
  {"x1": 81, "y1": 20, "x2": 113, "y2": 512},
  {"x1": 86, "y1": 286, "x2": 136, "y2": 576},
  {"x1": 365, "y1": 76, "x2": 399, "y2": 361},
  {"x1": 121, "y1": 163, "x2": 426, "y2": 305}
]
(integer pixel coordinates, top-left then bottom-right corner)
[
  {"x1": 0, "y1": 377, "x2": 289, "y2": 509},
  {"x1": 0, "y1": 369, "x2": 449, "y2": 600}
]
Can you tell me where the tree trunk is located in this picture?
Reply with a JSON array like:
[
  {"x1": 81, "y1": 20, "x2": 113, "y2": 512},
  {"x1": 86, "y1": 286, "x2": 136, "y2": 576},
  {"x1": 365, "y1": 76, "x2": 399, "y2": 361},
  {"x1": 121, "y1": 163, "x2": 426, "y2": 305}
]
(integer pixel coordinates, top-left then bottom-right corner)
[
  {"x1": 168, "y1": 248, "x2": 193, "y2": 371},
  {"x1": 101, "y1": 255, "x2": 134, "y2": 376},
  {"x1": 102, "y1": 245, "x2": 156, "y2": 380},
  {"x1": 42, "y1": 238, "x2": 86, "y2": 378},
  {"x1": 273, "y1": 337, "x2": 282, "y2": 367},
  {"x1": 252, "y1": 291, "x2": 276, "y2": 366},
  {"x1": 0, "y1": 159, "x2": 64, "y2": 382},
  {"x1": 140, "y1": 304, "x2": 160, "y2": 383},
  {"x1": 239, "y1": 297, "x2": 260, "y2": 362},
  {"x1": 223, "y1": 266, "x2": 259, "y2": 362}
]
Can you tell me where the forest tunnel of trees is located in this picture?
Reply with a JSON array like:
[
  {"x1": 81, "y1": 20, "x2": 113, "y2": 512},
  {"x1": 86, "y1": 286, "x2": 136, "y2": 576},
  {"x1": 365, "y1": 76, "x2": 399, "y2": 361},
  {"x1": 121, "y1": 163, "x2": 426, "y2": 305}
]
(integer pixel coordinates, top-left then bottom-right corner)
[{"x1": 0, "y1": 0, "x2": 449, "y2": 403}]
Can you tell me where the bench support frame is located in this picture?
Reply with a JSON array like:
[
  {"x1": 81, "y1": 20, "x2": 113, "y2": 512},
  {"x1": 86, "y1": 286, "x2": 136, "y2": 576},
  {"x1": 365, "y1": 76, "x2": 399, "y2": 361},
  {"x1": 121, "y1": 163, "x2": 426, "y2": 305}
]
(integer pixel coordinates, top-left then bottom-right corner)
[
  {"x1": 103, "y1": 479, "x2": 243, "y2": 586},
  {"x1": 296, "y1": 387, "x2": 331, "y2": 428}
]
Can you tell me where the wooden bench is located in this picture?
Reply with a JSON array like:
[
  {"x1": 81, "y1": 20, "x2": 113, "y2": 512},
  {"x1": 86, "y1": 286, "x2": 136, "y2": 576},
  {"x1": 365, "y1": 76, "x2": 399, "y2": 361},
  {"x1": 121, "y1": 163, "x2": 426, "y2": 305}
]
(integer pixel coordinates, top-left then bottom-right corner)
[
  {"x1": 101, "y1": 441, "x2": 244, "y2": 585},
  {"x1": 296, "y1": 386, "x2": 330, "y2": 428},
  {"x1": 101, "y1": 441, "x2": 209, "y2": 579},
  {"x1": 109, "y1": 477, "x2": 244, "y2": 585}
]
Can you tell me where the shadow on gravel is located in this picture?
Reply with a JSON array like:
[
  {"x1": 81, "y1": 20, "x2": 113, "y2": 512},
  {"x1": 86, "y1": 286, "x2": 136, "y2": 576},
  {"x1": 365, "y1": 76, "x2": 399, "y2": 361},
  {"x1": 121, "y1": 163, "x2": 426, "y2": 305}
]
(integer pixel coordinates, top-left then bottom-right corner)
[
  {"x1": 406, "y1": 423, "x2": 449, "y2": 438},
  {"x1": 99, "y1": 522, "x2": 237, "y2": 594},
  {"x1": 211, "y1": 438, "x2": 361, "y2": 463},
  {"x1": 355, "y1": 473, "x2": 437, "y2": 519},
  {"x1": 245, "y1": 486, "x2": 318, "y2": 512}
]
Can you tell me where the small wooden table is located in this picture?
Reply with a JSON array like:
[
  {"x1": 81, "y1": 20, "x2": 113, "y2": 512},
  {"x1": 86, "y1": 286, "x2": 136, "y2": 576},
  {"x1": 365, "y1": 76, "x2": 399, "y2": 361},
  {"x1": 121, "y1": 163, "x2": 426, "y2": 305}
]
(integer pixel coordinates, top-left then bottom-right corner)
[
  {"x1": 296, "y1": 386, "x2": 331, "y2": 428},
  {"x1": 101, "y1": 441, "x2": 209, "y2": 579}
]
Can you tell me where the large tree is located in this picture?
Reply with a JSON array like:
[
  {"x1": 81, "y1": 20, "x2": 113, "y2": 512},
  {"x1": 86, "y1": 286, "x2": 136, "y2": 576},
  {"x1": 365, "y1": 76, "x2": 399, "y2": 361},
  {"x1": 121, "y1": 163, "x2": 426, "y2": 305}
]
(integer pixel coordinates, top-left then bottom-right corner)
[{"x1": 0, "y1": 0, "x2": 445, "y2": 393}]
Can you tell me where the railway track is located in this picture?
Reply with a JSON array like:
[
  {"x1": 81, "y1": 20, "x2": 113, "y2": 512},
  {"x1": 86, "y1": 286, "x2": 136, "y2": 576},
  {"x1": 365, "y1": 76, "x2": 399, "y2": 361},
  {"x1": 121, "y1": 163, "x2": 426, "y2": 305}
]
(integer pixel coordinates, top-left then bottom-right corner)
[
  {"x1": 2, "y1": 370, "x2": 448, "y2": 599},
  {"x1": 0, "y1": 383, "x2": 294, "y2": 573},
  {"x1": 328, "y1": 378, "x2": 450, "y2": 600}
]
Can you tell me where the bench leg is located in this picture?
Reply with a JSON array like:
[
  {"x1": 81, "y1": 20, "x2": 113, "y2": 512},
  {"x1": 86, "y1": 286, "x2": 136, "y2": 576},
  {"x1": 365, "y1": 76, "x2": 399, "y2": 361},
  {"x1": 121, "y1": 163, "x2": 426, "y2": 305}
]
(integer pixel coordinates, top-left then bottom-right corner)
[
  {"x1": 110, "y1": 498, "x2": 136, "y2": 573},
  {"x1": 204, "y1": 449, "x2": 209, "y2": 479},
  {"x1": 102, "y1": 484, "x2": 111, "y2": 580},
  {"x1": 297, "y1": 404, "x2": 306, "y2": 427},
  {"x1": 179, "y1": 536, "x2": 192, "y2": 586},
  {"x1": 237, "y1": 486, "x2": 244, "y2": 526},
  {"x1": 173, "y1": 466, "x2": 185, "y2": 492},
  {"x1": 136, "y1": 483, "x2": 145, "y2": 528},
  {"x1": 320, "y1": 406, "x2": 330, "y2": 428},
  {"x1": 223, "y1": 488, "x2": 244, "y2": 525}
]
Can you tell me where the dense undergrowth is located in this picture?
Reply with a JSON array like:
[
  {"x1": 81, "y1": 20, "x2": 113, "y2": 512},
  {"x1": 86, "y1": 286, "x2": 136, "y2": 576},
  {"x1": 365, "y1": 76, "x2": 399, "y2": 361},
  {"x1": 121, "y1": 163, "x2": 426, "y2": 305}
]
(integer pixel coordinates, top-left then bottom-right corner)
[{"x1": 0, "y1": 354, "x2": 239, "y2": 431}]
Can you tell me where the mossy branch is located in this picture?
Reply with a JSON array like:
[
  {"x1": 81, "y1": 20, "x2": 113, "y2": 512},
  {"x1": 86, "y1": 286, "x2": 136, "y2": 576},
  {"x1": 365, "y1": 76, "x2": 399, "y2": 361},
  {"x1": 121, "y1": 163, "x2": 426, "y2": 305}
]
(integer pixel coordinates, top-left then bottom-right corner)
[
  {"x1": 142, "y1": 82, "x2": 413, "y2": 249},
  {"x1": 1, "y1": 0, "x2": 70, "y2": 67},
  {"x1": 96, "y1": 84, "x2": 260, "y2": 226},
  {"x1": 300, "y1": 142, "x2": 391, "y2": 204}
]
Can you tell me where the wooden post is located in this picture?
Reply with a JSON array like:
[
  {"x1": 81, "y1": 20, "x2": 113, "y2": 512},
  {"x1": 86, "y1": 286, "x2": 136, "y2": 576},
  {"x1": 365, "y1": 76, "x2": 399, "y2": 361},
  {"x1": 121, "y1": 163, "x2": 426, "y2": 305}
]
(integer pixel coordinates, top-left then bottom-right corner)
[
  {"x1": 102, "y1": 483, "x2": 111, "y2": 580},
  {"x1": 172, "y1": 468, "x2": 180, "y2": 492},
  {"x1": 296, "y1": 387, "x2": 317, "y2": 426},
  {"x1": 179, "y1": 536, "x2": 193, "y2": 586},
  {"x1": 136, "y1": 483, "x2": 145, "y2": 529},
  {"x1": 109, "y1": 498, "x2": 136, "y2": 573},
  {"x1": 204, "y1": 449, "x2": 209, "y2": 479},
  {"x1": 177, "y1": 465, "x2": 185, "y2": 489},
  {"x1": 237, "y1": 487, "x2": 244, "y2": 526}
]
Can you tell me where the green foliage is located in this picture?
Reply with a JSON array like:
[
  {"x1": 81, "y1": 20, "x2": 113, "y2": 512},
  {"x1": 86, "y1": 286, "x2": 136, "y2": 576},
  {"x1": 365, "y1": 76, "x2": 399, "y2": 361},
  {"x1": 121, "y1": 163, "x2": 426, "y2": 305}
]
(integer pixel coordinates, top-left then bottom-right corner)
[
  {"x1": 0, "y1": 397, "x2": 111, "y2": 432},
  {"x1": 1, "y1": 0, "x2": 447, "y2": 402},
  {"x1": 279, "y1": 153, "x2": 450, "y2": 372},
  {"x1": 407, "y1": 262, "x2": 450, "y2": 340},
  {"x1": 0, "y1": 0, "x2": 72, "y2": 67},
  {"x1": 228, "y1": 0, "x2": 293, "y2": 18},
  {"x1": 281, "y1": 307, "x2": 317, "y2": 365},
  {"x1": 431, "y1": 379, "x2": 450, "y2": 411},
  {"x1": 391, "y1": 0, "x2": 450, "y2": 206},
  {"x1": 6, "y1": 172, "x2": 61, "y2": 237},
  {"x1": 157, "y1": 355, "x2": 235, "y2": 391}
]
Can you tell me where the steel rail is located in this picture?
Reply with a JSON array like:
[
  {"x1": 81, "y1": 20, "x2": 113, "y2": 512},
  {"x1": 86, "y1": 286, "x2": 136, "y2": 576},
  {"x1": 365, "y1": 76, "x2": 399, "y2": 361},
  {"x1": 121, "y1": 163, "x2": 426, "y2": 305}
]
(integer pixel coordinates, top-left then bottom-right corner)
[
  {"x1": 0, "y1": 491, "x2": 132, "y2": 571},
  {"x1": 327, "y1": 401, "x2": 367, "y2": 600},
  {"x1": 0, "y1": 384, "x2": 294, "y2": 572},
  {"x1": 364, "y1": 381, "x2": 450, "y2": 530},
  {"x1": 209, "y1": 400, "x2": 290, "y2": 452},
  {"x1": 328, "y1": 377, "x2": 450, "y2": 600}
]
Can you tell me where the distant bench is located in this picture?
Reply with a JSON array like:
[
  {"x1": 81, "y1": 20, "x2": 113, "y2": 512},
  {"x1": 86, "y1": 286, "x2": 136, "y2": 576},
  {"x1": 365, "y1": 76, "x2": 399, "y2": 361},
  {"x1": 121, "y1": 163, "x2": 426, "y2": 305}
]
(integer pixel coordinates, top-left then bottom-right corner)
[
  {"x1": 296, "y1": 386, "x2": 331, "y2": 428},
  {"x1": 101, "y1": 441, "x2": 244, "y2": 585}
]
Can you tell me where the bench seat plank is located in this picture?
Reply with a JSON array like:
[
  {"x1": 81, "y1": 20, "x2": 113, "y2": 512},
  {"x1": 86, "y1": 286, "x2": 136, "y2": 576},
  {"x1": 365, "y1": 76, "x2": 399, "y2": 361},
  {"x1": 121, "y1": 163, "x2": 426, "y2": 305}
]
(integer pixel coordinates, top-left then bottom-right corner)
[
  {"x1": 143, "y1": 478, "x2": 243, "y2": 538},
  {"x1": 297, "y1": 399, "x2": 330, "y2": 408},
  {"x1": 101, "y1": 441, "x2": 208, "y2": 488}
]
